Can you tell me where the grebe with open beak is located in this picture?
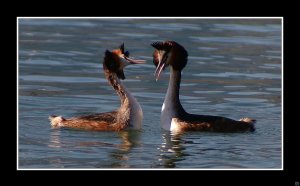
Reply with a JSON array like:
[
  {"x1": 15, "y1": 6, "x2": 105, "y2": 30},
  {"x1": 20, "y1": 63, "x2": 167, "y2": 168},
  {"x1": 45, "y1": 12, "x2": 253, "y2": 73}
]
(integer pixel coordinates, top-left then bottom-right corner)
[
  {"x1": 49, "y1": 43, "x2": 145, "y2": 131},
  {"x1": 151, "y1": 41, "x2": 255, "y2": 133}
]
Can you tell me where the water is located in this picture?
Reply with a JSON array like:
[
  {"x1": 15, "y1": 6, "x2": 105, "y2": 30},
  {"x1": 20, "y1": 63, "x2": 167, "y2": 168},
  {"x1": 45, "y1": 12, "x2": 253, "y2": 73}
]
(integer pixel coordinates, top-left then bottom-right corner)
[{"x1": 18, "y1": 18, "x2": 282, "y2": 169}]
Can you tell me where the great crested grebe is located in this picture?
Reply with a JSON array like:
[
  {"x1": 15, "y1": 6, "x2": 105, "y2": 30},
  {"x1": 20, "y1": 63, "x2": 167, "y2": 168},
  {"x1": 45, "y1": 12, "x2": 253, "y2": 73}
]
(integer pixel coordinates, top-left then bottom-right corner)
[
  {"x1": 151, "y1": 41, "x2": 255, "y2": 133},
  {"x1": 49, "y1": 43, "x2": 145, "y2": 131}
]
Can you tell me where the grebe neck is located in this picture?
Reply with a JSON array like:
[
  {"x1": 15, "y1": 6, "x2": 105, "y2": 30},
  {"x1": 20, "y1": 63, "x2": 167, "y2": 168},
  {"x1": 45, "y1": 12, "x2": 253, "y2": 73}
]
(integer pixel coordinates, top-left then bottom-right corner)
[
  {"x1": 105, "y1": 71, "x2": 143, "y2": 129},
  {"x1": 161, "y1": 67, "x2": 186, "y2": 130}
]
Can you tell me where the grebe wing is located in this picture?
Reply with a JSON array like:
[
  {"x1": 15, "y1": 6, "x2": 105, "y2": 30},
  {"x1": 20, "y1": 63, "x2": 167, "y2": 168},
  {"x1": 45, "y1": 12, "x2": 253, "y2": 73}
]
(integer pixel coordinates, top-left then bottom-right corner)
[
  {"x1": 179, "y1": 114, "x2": 255, "y2": 132},
  {"x1": 75, "y1": 111, "x2": 118, "y2": 123}
]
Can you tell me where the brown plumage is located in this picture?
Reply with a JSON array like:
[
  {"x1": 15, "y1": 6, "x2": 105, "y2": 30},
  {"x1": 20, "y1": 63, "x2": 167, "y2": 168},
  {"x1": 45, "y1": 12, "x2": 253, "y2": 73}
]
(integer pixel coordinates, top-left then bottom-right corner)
[
  {"x1": 151, "y1": 41, "x2": 256, "y2": 133},
  {"x1": 172, "y1": 116, "x2": 255, "y2": 132},
  {"x1": 49, "y1": 43, "x2": 145, "y2": 131}
]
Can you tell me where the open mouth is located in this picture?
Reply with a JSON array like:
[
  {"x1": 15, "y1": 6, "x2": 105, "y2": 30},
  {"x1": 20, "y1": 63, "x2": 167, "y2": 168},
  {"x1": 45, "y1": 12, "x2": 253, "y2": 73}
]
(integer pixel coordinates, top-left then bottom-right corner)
[{"x1": 154, "y1": 59, "x2": 166, "y2": 81}]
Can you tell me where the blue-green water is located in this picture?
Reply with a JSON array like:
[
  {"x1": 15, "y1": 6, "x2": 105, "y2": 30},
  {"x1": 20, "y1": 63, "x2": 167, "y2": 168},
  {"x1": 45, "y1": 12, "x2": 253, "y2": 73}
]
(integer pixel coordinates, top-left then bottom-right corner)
[{"x1": 18, "y1": 18, "x2": 282, "y2": 169}]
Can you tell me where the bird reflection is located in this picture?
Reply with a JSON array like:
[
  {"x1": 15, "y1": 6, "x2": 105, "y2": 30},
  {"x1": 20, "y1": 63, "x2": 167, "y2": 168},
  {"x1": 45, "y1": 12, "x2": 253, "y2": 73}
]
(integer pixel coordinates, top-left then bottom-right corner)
[
  {"x1": 107, "y1": 131, "x2": 141, "y2": 168},
  {"x1": 48, "y1": 129, "x2": 64, "y2": 168},
  {"x1": 156, "y1": 131, "x2": 188, "y2": 168},
  {"x1": 48, "y1": 129, "x2": 62, "y2": 148},
  {"x1": 118, "y1": 130, "x2": 141, "y2": 151},
  {"x1": 48, "y1": 129, "x2": 141, "y2": 168}
]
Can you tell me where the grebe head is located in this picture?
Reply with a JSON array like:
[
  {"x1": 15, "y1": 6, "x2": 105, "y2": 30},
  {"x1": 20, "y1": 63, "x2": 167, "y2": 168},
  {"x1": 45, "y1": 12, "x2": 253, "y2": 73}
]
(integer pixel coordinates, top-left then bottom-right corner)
[
  {"x1": 151, "y1": 41, "x2": 188, "y2": 80},
  {"x1": 104, "y1": 43, "x2": 145, "y2": 79}
]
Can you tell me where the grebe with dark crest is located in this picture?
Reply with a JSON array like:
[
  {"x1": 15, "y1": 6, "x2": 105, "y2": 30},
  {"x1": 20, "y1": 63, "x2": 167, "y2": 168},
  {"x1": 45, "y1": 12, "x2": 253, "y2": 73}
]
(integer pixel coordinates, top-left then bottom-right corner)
[
  {"x1": 151, "y1": 41, "x2": 255, "y2": 133},
  {"x1": 49, "y1": 43, "x2": 145, "y2": 131}
]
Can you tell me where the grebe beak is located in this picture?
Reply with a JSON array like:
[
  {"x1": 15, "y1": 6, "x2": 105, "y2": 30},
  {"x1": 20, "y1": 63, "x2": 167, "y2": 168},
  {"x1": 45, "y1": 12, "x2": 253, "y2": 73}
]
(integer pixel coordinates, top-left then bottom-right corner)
[
  {"x1": 154, "y1": 61, "x2": 165, "y2": 81},
  {"x1": 119, "y1": 55, "x2": 145, "y2": 68},
  {"x1": 154, "y1": 51, "x2": 166, "y2": 81},
  {"x1": 124, "y1": 56, "x2": 146, "y2": 64}
]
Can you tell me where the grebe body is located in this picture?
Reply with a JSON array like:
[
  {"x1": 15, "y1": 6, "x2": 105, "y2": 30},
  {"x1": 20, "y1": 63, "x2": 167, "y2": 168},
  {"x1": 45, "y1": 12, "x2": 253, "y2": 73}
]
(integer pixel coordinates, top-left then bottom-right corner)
[
  {"x1": 49, "y1": 44, "x2": 145, "y2": 131},
  {"x1": 151, "y1": 41, "x2": 255, "y2": 132}
]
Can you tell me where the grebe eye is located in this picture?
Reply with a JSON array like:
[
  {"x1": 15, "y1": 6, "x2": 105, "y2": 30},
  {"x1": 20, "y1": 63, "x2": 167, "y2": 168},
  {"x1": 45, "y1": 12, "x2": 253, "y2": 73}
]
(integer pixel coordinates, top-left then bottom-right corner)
[{"x1": 124, "y1": 51, "x2": 129, "y2": 57}]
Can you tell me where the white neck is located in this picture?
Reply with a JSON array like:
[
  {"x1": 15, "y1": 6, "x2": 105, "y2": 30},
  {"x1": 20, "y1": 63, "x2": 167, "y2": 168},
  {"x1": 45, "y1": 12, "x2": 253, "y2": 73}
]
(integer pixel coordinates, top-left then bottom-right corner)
[
  {"x1": 161, "y1": 67, "x2": 185, "y2": 131},
  {"x1": 118, "y1": 79, "x2": 143, "y2": 130}
]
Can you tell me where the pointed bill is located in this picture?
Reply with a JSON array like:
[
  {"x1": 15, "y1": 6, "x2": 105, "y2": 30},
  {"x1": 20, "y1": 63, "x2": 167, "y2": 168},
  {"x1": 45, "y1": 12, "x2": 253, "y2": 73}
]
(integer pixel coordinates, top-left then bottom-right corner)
[
  {"x1": 154, "y1": 61, "x2": 166, "y2": 81},
  {"x1": 124, "y1": 56, "x2": 146, "y2": 64}
]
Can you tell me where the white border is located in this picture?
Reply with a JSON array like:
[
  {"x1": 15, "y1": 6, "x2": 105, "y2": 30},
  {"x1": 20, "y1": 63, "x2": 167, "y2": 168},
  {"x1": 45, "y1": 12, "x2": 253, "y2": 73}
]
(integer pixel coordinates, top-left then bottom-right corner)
[
  {"x1": 281, "y1": 18, "x2": 284, "y2": 171},
  {"x1": 18, "y1": 17, "x2": 282, "y2": 19},
  {"x1": 17, "y1": 17, "x2": 20, "y2": 170},
  {"x1": 17, "y1": 17, "x2": 283, "y2": 171}
]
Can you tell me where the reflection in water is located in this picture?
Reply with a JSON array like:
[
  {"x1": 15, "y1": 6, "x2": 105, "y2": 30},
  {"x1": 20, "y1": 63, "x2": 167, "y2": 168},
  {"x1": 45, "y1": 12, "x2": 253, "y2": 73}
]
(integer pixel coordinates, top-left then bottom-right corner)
[
  {"x1": 156, "y1": 131, "x2": 188, "y2": 168},
  {"x1": 48, "y1": 129, "x2": 141, "y2": 168},
  {"x1": 48, "y1": 129, "x2": 62, "y2": 148},
  {"x1": 107, "y1": 131, "x2": 141, "y2": 168},
  {"x1": 48, "y1": 129, "x2": 64, "y2": 168},
  {"x1": 118, "y1": 131, "x2": 141, "y2": 151}
]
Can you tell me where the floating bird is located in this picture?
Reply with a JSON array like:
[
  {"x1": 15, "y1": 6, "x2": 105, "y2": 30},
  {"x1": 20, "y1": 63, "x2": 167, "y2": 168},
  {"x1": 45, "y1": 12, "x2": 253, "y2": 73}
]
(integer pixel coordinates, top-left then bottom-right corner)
[
  {"x1": 151, "y1": 41, "x2": 255, "y2": 132},
  {"x1": 49, "y1": 43, "x2": 145, "y2": 131}
]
